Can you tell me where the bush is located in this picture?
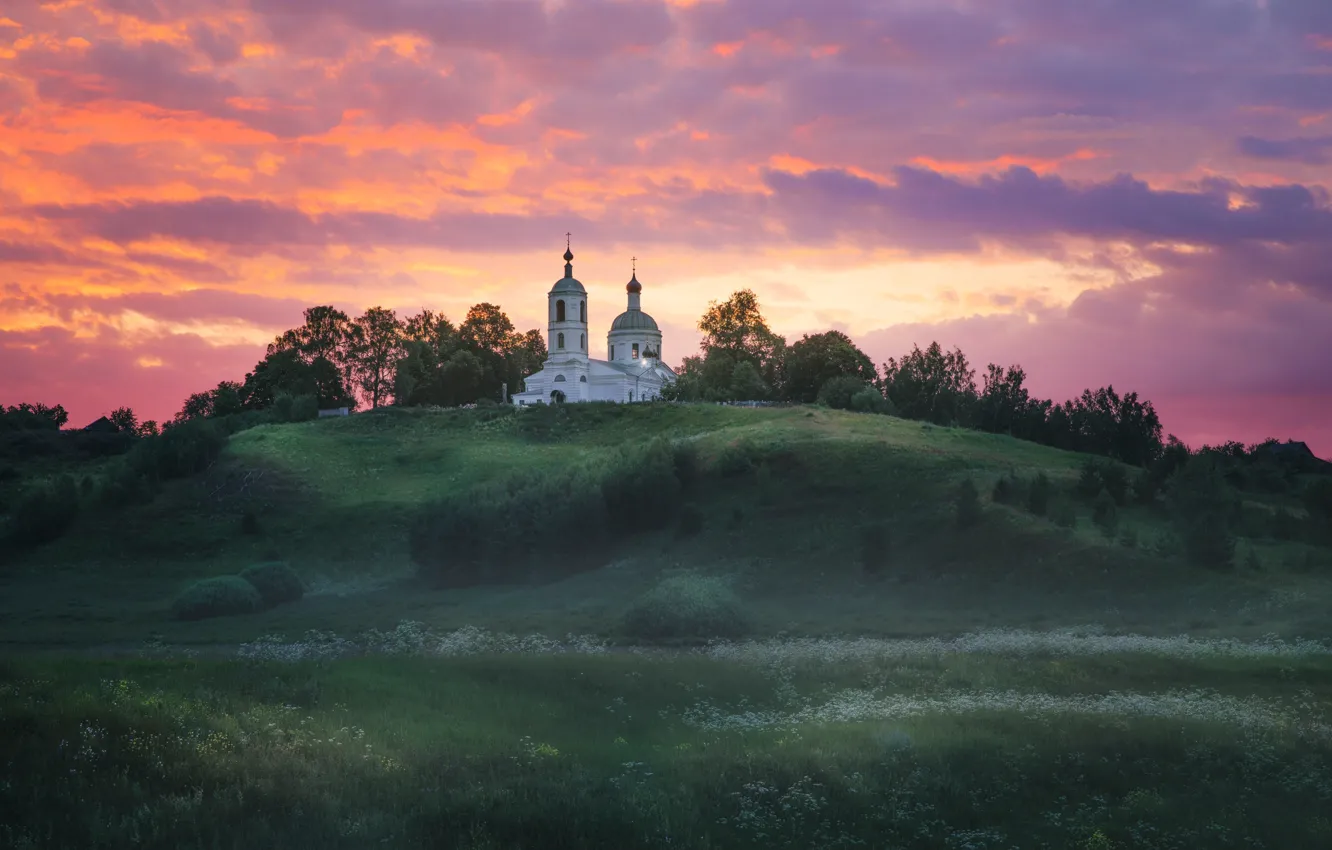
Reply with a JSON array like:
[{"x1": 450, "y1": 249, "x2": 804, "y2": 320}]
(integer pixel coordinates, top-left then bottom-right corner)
[
  {"x1": 955, "y1": 478, "x2": 982, "y2": 529},
  {"x1": 1132, "y1": 468, "x2": 1161, "y2": 505},
  {"x1": 992, "y1": 473, "x2": 1018, "y2": 505},
  {"x1": 1027, "y1": 473, "x2": 1051, "y2": 516},
  {"x1": 6, "y1": 475, "x2": 79, "y2": 547},
  {"x1": 849, "y1": 387, "x2": 890, "y2": 414},
  {"x1": 601, "y1": 438, "x2": 682, "y2": 530},
  {"x1": 1076, "y1": 457, "x2": 1129, "y2": 505},
  {"x1": 672, "y1": 440, "x2": 701, "y2": 493},
  {"x1": 411, "y1": 464, "x2": 608, "y2": 586},
  {"x1": 171, "y1": 576, "x2": 263, "y2": 621},
  {"x1": 620, "y1": 574, "x2": 749, "y2": 641},
  {"x1": 1167, "y1": 457, "x2": 1238, "y2": 570},
  {"x1": 1092, "y1": 489, "x2": 1118, "y2": 537},
  {"x1": 273, "y1": 392, "x2": 319, "y2": 423},
  {"x1": 238, "y1": 562, "x2": 304, "y2": 608},
  {"x1": 816, "y1": 376, "x2": 873, "y2": 411},
  {"x1": 713, "y1": 439, "x2": 757, "y2": 478},
  {"x1": 129, "y1": 419, "x2": 228, "y2": 482}
]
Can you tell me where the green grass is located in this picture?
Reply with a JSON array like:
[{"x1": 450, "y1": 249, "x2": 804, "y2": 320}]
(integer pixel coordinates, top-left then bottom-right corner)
[
  {"x1": 2, "y1": 404, "x2": 1330, "y2": 648},
  {"x1": 4, "y1": 646, "x2": 1331, "y2": 849}
]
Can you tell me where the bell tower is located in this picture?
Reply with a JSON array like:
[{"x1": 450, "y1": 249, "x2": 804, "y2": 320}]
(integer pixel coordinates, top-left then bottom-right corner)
[{"x1": 547, "y1": 233, "x2": 589, "y2": 364}]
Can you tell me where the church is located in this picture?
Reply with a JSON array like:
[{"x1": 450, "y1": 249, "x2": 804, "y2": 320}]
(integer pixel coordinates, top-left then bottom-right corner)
[{"x1": 511, "y1": 243, "x2": 677, "y2": 405}]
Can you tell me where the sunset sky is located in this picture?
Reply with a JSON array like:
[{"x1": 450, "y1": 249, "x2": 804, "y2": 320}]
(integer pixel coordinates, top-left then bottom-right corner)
[{"x1": 1, "y1": 0, "x2": 1330, "y2": 454}]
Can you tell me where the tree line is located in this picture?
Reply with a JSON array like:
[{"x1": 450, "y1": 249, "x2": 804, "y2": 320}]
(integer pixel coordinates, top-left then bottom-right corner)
[
  {"x1": 666, "y1": 288, "x2": 1168, "y2": 467},
  {"x1": 169, "y1": 303, "x2": 546, "y2": 426}
]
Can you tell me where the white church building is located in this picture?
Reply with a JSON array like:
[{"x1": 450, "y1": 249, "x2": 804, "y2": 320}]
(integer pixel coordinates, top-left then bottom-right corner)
[{"x1": 511, "y1": 244, "x2": 677, "y2": 405}]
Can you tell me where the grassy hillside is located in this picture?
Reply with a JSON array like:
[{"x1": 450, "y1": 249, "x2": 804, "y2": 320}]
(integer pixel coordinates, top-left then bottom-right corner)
[{"x1": 1, "y1": 403, "x2": 1328, "y2": 648}]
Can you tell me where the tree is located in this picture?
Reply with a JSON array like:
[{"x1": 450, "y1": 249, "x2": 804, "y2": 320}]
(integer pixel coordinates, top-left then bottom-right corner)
[
  {"x1": 976, "y1": 364, "x2": 1033, "y2": 436},
  {"x1": 349, "y1": 306, "x2": 405, "y2": 409},
  {"x1": 0, "y1": 402, "x2": 68, "y2": 430},
  {"x1": 816, "y1": 375, "x2": 874, "y2": 410},
  {"x1": 729, "y1": 360, "x2": 770, "y2": 401},
  {"x1": 242, "y1": 351, "x2": 350, "y2": 411},
  {"x1": 1168, "y1": 456, "x2": 1239, "y2": 569},
  {"x1": 108, "y1": 407, "x2": 139, "y2": 434},
  {"x1": 459, "y1": 303, "x2": 516, "y2": 355},
  {"x1": 138, "y1": 420, "x2": 160, "y2": 438},
  {"x1": 697, "y1": 289, "x2": 786, "y2": 389},
  {"x1": 880, "y1": 342, "x2": 978, "y2": 425},
  {"x1": 782, "y1": 331, "x2": 877, "y2": 403},
  {"x1": 269, "y1": 305, "x2": 357, "y2": 400}
]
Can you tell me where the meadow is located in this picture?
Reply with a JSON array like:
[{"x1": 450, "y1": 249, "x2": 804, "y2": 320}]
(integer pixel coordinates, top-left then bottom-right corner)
[{"x1": 2, "y1": 403, "x2": 1331, "y2": 847}]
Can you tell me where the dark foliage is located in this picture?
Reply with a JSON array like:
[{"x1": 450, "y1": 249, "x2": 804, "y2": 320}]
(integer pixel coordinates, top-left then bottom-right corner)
[
  {"x1": 1092, "y1": 489, "x2": 1119, "y2": 538},
  {"x1": 171, "y1": 576, "x2": 264, "y2": 620},
  {"x1": 816, "y1": 376, "x2": 876, "y2": 411},
  {"x1": 992, "y1": 473, "x2": 1018, "y2": 506},
  {"x1": 1076, "y1": 457, "x2": 1130, "y2": 506},
  {"x1": 1027, "y1": 473, "x2": 1051, "y2": 516},
  {"x1": 955, "y1": 478, "x2": 982, "y2": 529},
  {"x1": 127, "y1": 419, "x2": 228, "y2": 482},
  {"x1": 6, "y1": 474, "x2": 79, "y2": 547},
  {"x1": 601, "y1": 439, "x2": 683, "y2": 530},
  {"x1": 1168, "y1": 457, "x2": 1239, "y2": 570},
  {"x1": 238, "y1": 562, "x2": 305, "y2": 608}
]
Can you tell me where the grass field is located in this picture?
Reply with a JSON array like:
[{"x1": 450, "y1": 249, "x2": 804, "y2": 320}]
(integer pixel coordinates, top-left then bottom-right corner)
[{"x1": 3, "y1": 403, "x2": 1331, "y2": 847}]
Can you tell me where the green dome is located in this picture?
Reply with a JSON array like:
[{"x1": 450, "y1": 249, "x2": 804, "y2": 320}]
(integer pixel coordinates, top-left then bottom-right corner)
[
  {"x1": 550, "y1": 276, "x2": 586, "y2": 294},
  {"x1": 610, "y1": 310, "x2": 659, "y2": 331}
]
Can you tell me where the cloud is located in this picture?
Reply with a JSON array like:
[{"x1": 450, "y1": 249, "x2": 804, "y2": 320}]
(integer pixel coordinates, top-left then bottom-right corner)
[{"x1": 1238, "y1": 134, "x2": 1332, "y2": 164}]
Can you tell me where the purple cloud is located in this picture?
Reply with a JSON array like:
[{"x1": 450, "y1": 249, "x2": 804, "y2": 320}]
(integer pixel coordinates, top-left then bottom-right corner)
[{"x1": 1238, "y1": 134, "x2": 1332, "y2": 164}]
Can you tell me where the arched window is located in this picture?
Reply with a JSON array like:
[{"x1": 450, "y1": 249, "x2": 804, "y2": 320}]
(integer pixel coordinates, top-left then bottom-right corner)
[
  {"x1": 632, "y1": 343, "x2": 640, "y2": 359},
  {"x1": 579, "y1": 375, "x2": 587, "y2": 382},
  {"x1": 580, "y1": 333, "x2": 585, "y2": 350},
  {"x1": 556, "y1": 300, "x2": 566, "y2": 322},
  {"x1": 610, "y1": 345, "x2": 615, "y2": 360},
  {"x1": 557, "y1": 332, "x2": 565, "y2": 349},
  {"x1": 554, "y1": 374, "x2": 567, "y2": 382},
  {"x1": 580, "y1": 301, "x2": 586, "y2": 322}
]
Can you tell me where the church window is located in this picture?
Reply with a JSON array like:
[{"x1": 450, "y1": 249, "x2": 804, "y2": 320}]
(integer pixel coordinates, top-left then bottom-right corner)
[
  {"x1": 580, "y1": 301, "x2": 586, "y2": 322},
  {"x1": 558, "y1": 332, "x2": 565, "y2": 349},
  {"x1": 580, "y1": 333, "x2": 585, "y2": 350},
  {"x1": 554, "y1": 374, "x2": 567, "y2": 382},
  {"x1": 580, "y1": 375, "x2": 587, "y2": 382},
  {"x1": 556, "y1": 300, "x2": 566, "y2": 322},
  {"x1": 632, "y1": 343, "x2": 639, "y2": 359},
  {"x1": 610, "y1": 345, "x2": 615, "y2": 360}
]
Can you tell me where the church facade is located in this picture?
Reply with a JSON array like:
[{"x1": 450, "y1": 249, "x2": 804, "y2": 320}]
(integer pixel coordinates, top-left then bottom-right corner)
[{"x1": 511, "y1": 246, "x2": 677, "y2": 405}]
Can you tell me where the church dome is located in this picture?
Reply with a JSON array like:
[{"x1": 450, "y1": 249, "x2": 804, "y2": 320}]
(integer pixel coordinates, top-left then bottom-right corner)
[
  {"x1": 610, "y1": 310, "x2": 659, "y2": 331},
  {"x1": 550, "y1": 245, "x2": 586, "y2": 294},
  {"x1": 626, "y1": 271, "x2": 642, "y2": 294}
]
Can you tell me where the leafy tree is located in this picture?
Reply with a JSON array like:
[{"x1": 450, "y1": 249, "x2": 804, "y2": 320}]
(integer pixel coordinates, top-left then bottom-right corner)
[
  {"x1": 880, "y1": 342, "x2": 978, "y2": 426},
  {"x1": 108, "y1": 407, "x2": 138, "y2": 434},
  {"x1": 1059, "y1": 386, "x2": 1164, "y2": 466},
  {"x1": 349, "y1": 306, "x2": 405, "y2": 409},
  {"x1": 138, "y1": 420, "x2": 160, "y2": 438},
  {"x1": 0, "y1": 403, "x2": 68, "y2": 430},
  {"x1": 976, "y1": 364, "x2": 1033, "y2": 435},
  {"x1": 783, "y1": 331, "x2": 876, "y2": 403},
  {"x1": 242, "y1": 351, "x2": 350, "y2": 411},
  {"x1": 729, "y1": 360, "x2": 770, "y2": 401},
  {"x1": 460, "y1": 302, "x2": 516, "y2": 355},
  {"x1": 268, "y1": 305, "x2": 357, "y2": 402},
  {"x1": 697, "y1": 289, "x2": 786, "y2": 390}
]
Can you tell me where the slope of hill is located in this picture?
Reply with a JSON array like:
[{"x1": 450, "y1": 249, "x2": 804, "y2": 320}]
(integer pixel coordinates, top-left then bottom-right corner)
[{"x1": 1, "y1": 403, "x2": 1328, "y2": 648}]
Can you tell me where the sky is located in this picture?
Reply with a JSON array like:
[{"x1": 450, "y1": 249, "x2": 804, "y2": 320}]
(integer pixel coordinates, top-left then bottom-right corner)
[{"x1": 0, "y1": 0, "x2": 1330, "y2": 455}]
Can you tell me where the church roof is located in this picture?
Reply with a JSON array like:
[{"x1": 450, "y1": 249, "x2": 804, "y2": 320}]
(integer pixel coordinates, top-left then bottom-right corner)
[{"x1": 610, "y1": 310, "x2": 659, "y2": 331}]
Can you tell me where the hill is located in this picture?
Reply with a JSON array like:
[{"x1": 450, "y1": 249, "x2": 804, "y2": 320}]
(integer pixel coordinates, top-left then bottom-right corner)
[{"x1": 1, "y1": 402, "x2": 1329, "y2": 649}]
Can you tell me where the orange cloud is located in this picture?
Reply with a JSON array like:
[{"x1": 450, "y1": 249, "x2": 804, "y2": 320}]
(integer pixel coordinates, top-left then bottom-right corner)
[{"x1": 909, "y1": 149, "x2": 1104, "y2": 177}]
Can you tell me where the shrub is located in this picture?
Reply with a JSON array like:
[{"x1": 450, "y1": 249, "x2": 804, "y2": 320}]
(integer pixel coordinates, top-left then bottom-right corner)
[
  {"x1": 1167, "y1": 457, "x2": 1238, "y2": 570},
  {"x1": 411, "y1": 464, "x2": 608, "y2": 586},
  {"x1": 238, "y1": 562, "x2": 304, "y2": 608},
  {"x1": 816, "y1": 376, "x2": 871, "y2": 411},
  {"x1": 601, "y1": 438, "x2": 682, "y2": 530},
  {"x1": 1076, "y1": 457, "x2": 1129, "y2": 505},
  {"x1": 1132, "y1": 469, "x2": 1160, "y2": 505},
  {"x1": 992, "y1": 474, "x2": 1017, "y2": 505},
  {"x1": 849, "y1": 387, "x2": 890, "y2": 414},
  {"x1": 955, "y1": 478, "x2": 982, "y2": 529},
  {"x1": 6, "y1": 475, "x2": 80, "y2": 546},
  {"x1": 1027, "y1": 473, "x2": 1051, "y2": 516},
  {"x1": 620, "y1": 574, "x2": 749, "y2": 641},
  {"x1": 713, "y1": 439, "x2": 757, "y2": 477},
  {"x1": 129, "y1": 419, "x2": 228, "y2": 482},
  {"x1": 1092, "y1": 488, "x2": 1118, "y2": 538},
  {"x1": 171, "y1": 576, "x2": 263, "y2": 621},
  {"x1": 672, "y1": 440, "x2": 701, "y2": 493},
  {"x1": 274, "y1": 391, "x2": 319, "y2": 423}
]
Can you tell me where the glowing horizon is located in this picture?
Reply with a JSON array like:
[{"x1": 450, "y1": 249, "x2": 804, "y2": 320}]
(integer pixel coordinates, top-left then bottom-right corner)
[{"x1": 1, "y1": 0, "x2": 1330, "y2": 454}]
